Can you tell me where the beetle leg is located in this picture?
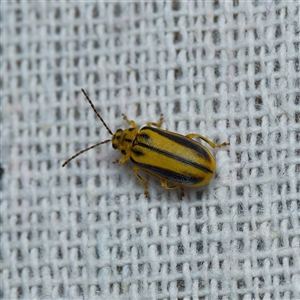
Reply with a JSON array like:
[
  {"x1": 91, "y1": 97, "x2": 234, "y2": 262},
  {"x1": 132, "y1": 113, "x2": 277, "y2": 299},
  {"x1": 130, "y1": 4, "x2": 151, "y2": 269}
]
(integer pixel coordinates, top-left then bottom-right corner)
[
  {"x1": 180, "y1": 187, "x2": 184, "y2": 200},
  {"x1": 122, "y1": 114, "x2": 137, "y2": 128},
  {"x1": 161, "y1": 179, "x2": 178, "y2": 190},
  {"x1": 133, "y1": 166, "x2": 148, "y2": 197},
  {"x1": 119, "y1": 155, "x2": 130, "y2": 164},
  {"x1": 186, "y1": 133, "x2": 229, "y2": 148},
  {"x1": 147, "y1": 114, "x2": 164, "y2": 128},
  {"x1": 161, "y1": 180, "x2": 185, "y2": 200}
]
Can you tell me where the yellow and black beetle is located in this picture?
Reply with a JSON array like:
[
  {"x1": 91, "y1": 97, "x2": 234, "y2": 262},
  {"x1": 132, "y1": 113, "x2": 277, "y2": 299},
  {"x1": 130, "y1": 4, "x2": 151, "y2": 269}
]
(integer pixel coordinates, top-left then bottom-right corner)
[{"x1": 62, "y1": 89, "x2": 229, "y2": 198}]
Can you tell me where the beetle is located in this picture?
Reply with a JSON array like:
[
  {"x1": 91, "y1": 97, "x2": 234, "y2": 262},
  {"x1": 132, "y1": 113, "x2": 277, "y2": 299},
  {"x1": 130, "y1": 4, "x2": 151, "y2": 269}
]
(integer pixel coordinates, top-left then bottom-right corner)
[{"x1": 62, "y1": 89, "x2": 229, "y2": 198}]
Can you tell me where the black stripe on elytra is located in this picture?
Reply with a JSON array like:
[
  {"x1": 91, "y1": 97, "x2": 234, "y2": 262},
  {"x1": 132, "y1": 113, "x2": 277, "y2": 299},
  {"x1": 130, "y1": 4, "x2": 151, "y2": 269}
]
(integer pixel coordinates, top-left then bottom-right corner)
[
  {"x1": 136, "y1": 142, "x2": 213, "y2": 173},
  {"x1": 130, "y1": 158, "x2": 204, "y2": 185},
  {"x1": 136, "y1": 129, "x2": 213, "y2": 173},
  {"x1": 132, "y1": 148, "x2": 144, "y2": 157},
  {"x1": 138, "y1": 133, "x2": 151, "y2": 143},
  {"x1": 141, "y1": 126, "x2": 212, "y2": 162}
]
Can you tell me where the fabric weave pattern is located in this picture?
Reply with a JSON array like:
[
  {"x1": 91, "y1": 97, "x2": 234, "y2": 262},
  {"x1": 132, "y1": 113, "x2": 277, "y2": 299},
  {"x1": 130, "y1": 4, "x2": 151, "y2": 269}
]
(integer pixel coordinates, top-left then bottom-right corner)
[{"x1": 1, "y1": 2, "x2": 299, "y2": 299}]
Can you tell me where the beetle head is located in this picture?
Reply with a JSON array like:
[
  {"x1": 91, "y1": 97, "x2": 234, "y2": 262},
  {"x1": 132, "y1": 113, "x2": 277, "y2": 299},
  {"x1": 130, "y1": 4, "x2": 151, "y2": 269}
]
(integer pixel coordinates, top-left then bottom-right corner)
[{"x1": 112, "y1": 127, "x2": 138, "y2": 157}]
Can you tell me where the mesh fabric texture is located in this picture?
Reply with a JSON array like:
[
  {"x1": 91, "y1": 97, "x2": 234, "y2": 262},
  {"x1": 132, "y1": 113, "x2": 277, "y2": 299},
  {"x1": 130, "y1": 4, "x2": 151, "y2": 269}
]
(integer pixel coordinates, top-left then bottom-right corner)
[{"x1": 1, "y1": 1, "x2": 300, "y2": 300}]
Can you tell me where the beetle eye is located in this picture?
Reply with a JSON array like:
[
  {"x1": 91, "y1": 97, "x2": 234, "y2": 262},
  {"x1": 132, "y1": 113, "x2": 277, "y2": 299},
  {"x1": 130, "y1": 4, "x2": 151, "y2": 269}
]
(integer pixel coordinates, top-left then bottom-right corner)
[
  {"x1": 116, "y1": 128, "x2": 123, "y2": 133},
  {"x1": 112, "y1": 143, "x2": 117, "y2": 149},
  {"x1": 121, "y1": 150, "x2": 126, "y2": 155}
]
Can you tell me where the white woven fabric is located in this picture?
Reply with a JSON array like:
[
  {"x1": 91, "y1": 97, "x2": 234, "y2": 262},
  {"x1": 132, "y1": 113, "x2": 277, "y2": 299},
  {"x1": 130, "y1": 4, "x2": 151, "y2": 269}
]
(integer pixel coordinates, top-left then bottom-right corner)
[{"x1": 1, "y1": 1, "x2": 300, "y2": 299}]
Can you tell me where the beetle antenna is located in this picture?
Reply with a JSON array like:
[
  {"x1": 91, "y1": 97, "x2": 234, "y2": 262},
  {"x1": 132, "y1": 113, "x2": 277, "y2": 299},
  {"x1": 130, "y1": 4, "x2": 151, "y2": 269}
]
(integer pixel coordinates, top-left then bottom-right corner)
[
  {"x1": 62, "y1": 140, "x2": 111, "y2": 167},
  {"x1": 81, "y1": 89, "x2": 113, "y2": 135}
]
